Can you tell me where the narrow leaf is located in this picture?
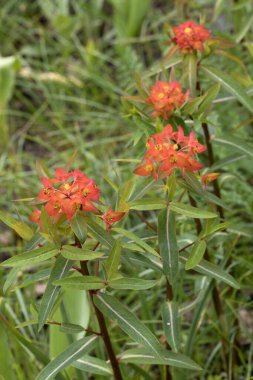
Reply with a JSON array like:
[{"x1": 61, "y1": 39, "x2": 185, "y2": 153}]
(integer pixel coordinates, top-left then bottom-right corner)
[
  {"x1": 113, "y1": 227, "x2": 159, "y2": 256},
  {"x1": 60, "y1": 245, "x2": 104, "y2": 261},
  {"x1": 201, "y1": 65, "x2": 253, "y2": 113},
  {"x1": 110, "y1": 277, "x2": 157, "y2": 290},
  {"x1": 54, "y1": 275, "x2": 106, "y2": 290},
  {"x1": 105, "y1": 240, "x2": 122, "y2": 280},
  {"x1": 213, "y1": 135, "x2": 253, "y2": 158},
  {"x1": 36, "y1": 335, "x2": 98, "y2": 380},
  {"x1": 72, "y1": 356, "x2": 112, "y2": 376},
  {"x1": 86, "y1": 218, "x2": 114, "y2": 248},
  {"x1": 0, "y1": 211, "x2": 33, "y2": 240},
  {"x1": 158, "y1": 208, "x2": 178, "y2": 284},
  {"x1": 38, "y1": 256, "x2": 73, "y2": 331},
  {"x1": 162, "y1": 301, "x2": 180, "y2": 352},
  {"x1": 179, "y1": 253, "x2": 240, "y2": 288},
  {"x1": 129, "y1": 198, "x2": 166, "y2": 211},
  {"x1": 1, "y1": 245, "x2": 58, "y2": 267},
  {"x1": 119, "y1": 348, "x2": 201, "y2": 370},
  {"x1": 170, "y1": 202, "x2": 217, "y2": 219},
  {"x1": 94, "y1": 293, "x2": 164, "y2": 357},
  {"x1": 185, "y1": 240, "x2": 207, "y2": 270},
  {"x1": 71, "y1": 211, "x2": 87, "y2": 244},
  {"x1": 188, "y1": 53, "x2": 197, "y2": 96}
]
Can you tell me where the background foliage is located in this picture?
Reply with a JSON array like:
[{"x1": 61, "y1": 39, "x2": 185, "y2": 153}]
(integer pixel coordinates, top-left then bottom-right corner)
[{"x1": 0, "y1": 0, "x2": 253, "y2": 379}]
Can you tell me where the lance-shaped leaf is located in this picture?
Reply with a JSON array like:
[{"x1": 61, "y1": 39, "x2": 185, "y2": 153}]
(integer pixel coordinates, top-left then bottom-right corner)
[
  {"x1": 187, "y1": 53, "x2": 197, "y2": 96},
  {"x1": 113, "y1": 227, "x2": 159, "y2": 256},
  {"x1": 213, "y1": 135, "x2": 253, "y2": 158},
  {"x1": 185, "y1": 240, "x2": 207, "y2": 270},
  {"x1": 197, "y1": 83, "x2": 221, "y2": 115},
  {"x1": 162, "y1": 301, "x2": 180, "y2": 352},
  {"x1": 1, "y1": 245, "x2": 58, "y2": 267},
  {"x1": 158, "y1": 208, "x2": 178, "y2": 284},
  {"x1": 38, "y1": 256, "x2": 73, "y2": 331},
  {"x1": 3, "y1": 267, "x2": 20, "y2": 293},
  {"x1": 71, "y1": 211, "x2": 87, "y2": 244},
  {"x1": 85, "y1": 218, "x2": 114, "y2": 248},
  {"x1": 170, "y1": 202, "x2": 217, "y2": 219},
  {"x1": 129, "y1": 198, "x2": 166, "y2": 211},
  {"x1": 94, "y1": 293, "x2": 164, "y2": 357},
  {"x1": 60, "y1": 245, "x2": 104, "y2": 261},
  {"x1": 119, "y1": 348, "x2": 201, "y2": 370},
  {"x1": 54, "y1": 275, "x2": 106, "y2": 290},
  {"x1": 201, "y1": 65, "x2": 253, "y2": 113},
  {"x1": 15, "y1": 269, "x2": 51, "y2": 290},
  {"x1": 36, "y1": 335, "x2": 98, "y2": 380},
  {"x1": 0, "y1": 211, "x2": 33, "y2": 240},
  {"x1": 179, "y1": 253, "x2": 240, "y2": 289},
  {"x1": 105, "y1": 240, "x2": 122, "y2": 280},
  {"x1": 110, "y1": 277, "x2": 157, "y2": 290},
  {"x1": 72, "y1": 356, "x2": 112, "y2": 376}
]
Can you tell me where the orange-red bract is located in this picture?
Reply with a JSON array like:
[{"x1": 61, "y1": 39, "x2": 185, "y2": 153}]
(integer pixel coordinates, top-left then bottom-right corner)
[
  {"x1": 134, "y1": 124, "x2": 206, "y2": 180},
  {"x1": 172, "y1": 21, "x2": 210, "y2": 53},
  {"x1": 30, "y1": 168, "x2": 100, "y2": 225},
  {"x1": 146, "y1": 80, "x2": 189, "y2": 119}
]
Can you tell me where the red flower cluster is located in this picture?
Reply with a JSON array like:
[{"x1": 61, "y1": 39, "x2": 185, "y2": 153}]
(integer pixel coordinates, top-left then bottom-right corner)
[
  {"x1": 134, "y1": 124, "x2": 206, "y2": 179},
  {"x1": 146, "y1": 80, "x2": 189, "y2": 119},
  {"x1": 30, "y1": 168, "x2": 100, "y2": 225},
  {"x1": 102, "y1": 207, "x2": 126, "y2": 231},
  {"x1": 173, "y1": 21, "x2": 210, "y2": 52}
]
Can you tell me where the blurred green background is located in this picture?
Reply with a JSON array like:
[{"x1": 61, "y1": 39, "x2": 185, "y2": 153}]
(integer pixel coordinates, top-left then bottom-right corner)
[{"x1": 1, "y1": 1, "x2": 253, "y2": 379}]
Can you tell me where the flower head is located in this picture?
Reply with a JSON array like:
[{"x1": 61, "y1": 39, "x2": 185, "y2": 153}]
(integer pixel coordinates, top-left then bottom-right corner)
[
  {"x1": 173, "y1": 21, "x2": 210, "y2": 53},
  {"x1": 134, "y1": 124, "x2": 206, "y2": 180},
  {"x1": 146, "y1": 80, "x2": 189, "y2": 119},
  {"x1": 31, "y1": 168, "x2": 100, "y2": 226},
  {"x1": 102, "y1": 207, "x2": 125, "y2": 230}
]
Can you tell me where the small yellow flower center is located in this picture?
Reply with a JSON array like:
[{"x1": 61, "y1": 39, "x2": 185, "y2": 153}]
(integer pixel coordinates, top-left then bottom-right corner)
[
  {"x1": 158, "y1": 93, "x2": 165, "y2": 99},
  {"x1": 173, "y1": 144, "x2": 178, "y2": 151},
  {"x1": 184, "y1": 27, "x2": 192, "y2": 34},
  {"x1": 145, "y1": 164, "x2": 153, "y2": 172},
  {"x1": 63, "y1": 183, "x2": 71, "y2": 190}
]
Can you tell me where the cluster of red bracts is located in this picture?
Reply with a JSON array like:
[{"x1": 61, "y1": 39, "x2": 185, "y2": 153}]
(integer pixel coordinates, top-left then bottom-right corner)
[
  {"x1": 146, "y1": 81, "x2": 189, "y2": 119},
  {"x1": 30, "y1": 168, "x2": 125, "y2": 229},
  {"x1": 134, "y1": 124, "x2": 206, "y2": 180},
  {"x1": 172, "y1": 21, "x2": 210, "y2": 53}
]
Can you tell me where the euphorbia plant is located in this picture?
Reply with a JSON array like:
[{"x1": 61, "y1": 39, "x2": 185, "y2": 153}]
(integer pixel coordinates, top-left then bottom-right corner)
[{"x1": 1, "y1": 19, "x2": 252, "y2": 380}]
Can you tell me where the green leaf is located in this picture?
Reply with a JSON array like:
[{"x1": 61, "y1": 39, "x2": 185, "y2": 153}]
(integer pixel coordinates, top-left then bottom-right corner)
[
  {"x1": 197, "y1": 83, "x2": 221, "y2": 115},
  {"x1": 60, "y1": 245, "x2": 104, "y2": 261},
  {"x1": 110, "y1": 277, "x2": 157, "y2": 290},
  {"x1": 105, "y1": 240, "x2": 122, "y2": 280},
  {"x1": 185, "y1": 240, "x2": 207, "y2": 270},
  {"x1": 72, "y1": 356, "x2": 112, "y2": 376},
  {"x1": 170, "y1": 202, "x2": 217, "y2": 219},
  {"x1": 1, "y1": 245, "x2": 58, "y2": 267},
  {"x1": 201, "y1": 65, "x2": 253, "y2": 113},
  {"x1": 0, "y1": 211, "x2": 33, "y2": 240},
  {"x1": 129, "y1": 198, "x2": 166, "y2": 211},
  {"x1": 54, "y1": 275, "x2": 106, "y2": 290},
  {"x1": 3, "y1": 267, "x2": 20, "y2": 293},
  {"x1": 188, "y1": 53, "x2": 197, "y2": 96},
  {"x1": 162, "y1": 301, "x2": 180, "y2": 352},
  {"x1": 158, "y1": 208, "x2": 178, "y2": 285},
  {"x1": 38, "y1": 256, "x2": 73, "y2": 331},
  {"x1": 86, "y1": 218, "x2": 114, "y2": 248},
  {"x1": 213, "y1": 135, "x2": 253, "y2": 158},
  {"x1": 15, "y1": 269, "x2": 51, "y2": 289},
  {"x1": 119, "y1": 348, "x2": 202, "y2": 370},
  {"x1": 59, "y1": 323, "x2": 85, "y2": 334},
  {"x1": 179, "y1": 253, "x2": 240, "y2": 289},
  {"x1": 113, "y1": 227, "x2": 159, "y2": 256},
  {"x1": 94, "y1": 293, "x2": 164, "y2": 357},
  {"x1": 70, "y1": 211, "x2": 87, "y2": 244},
  {"x1": 36, "y1": 335, "x2": 98, "y2": 380}
]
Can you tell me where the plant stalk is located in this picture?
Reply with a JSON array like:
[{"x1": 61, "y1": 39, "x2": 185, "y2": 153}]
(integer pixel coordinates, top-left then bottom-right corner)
[{"x1": 79, "y1": 260, "x2": 123, "y2": 380}]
